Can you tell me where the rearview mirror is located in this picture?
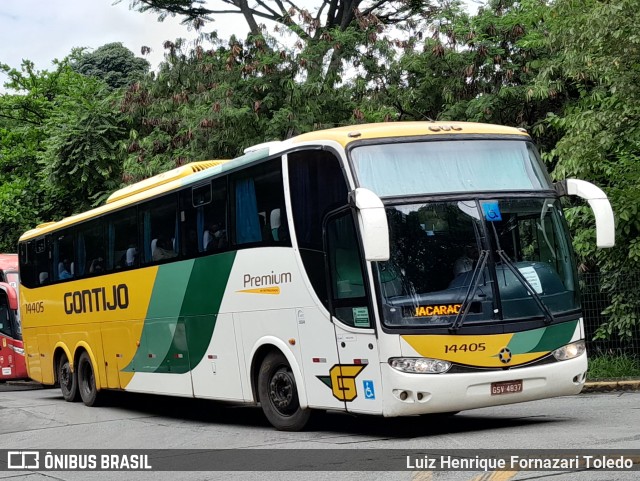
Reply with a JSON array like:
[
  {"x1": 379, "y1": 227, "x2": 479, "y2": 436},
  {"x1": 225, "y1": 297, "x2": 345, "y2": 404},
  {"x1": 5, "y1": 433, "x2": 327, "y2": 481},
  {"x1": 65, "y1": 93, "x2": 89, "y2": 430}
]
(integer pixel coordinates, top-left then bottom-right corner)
[
  {"x1": 349, "y1": 188, "x2": 390, "y2": 261},
  {"x1": 555, "y1": 179, "x2": 615, "y2": 248}
]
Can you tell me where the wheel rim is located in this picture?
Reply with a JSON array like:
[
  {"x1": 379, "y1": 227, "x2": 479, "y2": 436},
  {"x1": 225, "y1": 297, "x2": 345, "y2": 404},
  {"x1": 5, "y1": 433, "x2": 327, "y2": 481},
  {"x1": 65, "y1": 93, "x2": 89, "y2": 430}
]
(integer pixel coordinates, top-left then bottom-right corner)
[
  {"x1": 60, "y1": 361, "x2": 72, "y2": 392},
  {"x1": 268, "y1": 366, "x2": 297, "y2": 416}
]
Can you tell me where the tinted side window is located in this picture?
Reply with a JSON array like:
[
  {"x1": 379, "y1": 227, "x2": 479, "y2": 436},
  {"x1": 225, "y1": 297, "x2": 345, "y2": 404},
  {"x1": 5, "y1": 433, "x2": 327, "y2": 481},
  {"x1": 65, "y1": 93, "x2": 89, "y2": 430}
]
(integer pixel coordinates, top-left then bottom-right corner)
[
  {"x1": 19, "y1": 242, "x2": 36, "y2": 288},
  {"x1": 53, "y1": 231, "x2": 75, "y2": 281},
  {"x1": 288, "y1": 150, "x2": 349, "y2": 306},
  {"x1": 77, "y1": 220, "x2": 105, "y2": 276},
  {"x1": 231, "y1": 158, "x2": 289, "y2": 247},
  {"x1": 181, "y1": 178, "x2": 228, "y2": 257},
  {"x1": 34, "y1": 238, "x2": 52, "y2": 286},
  {"x1": 326, "y1": 211, "x2": 370, "y2": 328},
  {"x1": 107, "y1": 207, "x2": 138, "y2": 271},
  {"x1": 140, "y1": 194, "x2": 179, "y2": 264}
]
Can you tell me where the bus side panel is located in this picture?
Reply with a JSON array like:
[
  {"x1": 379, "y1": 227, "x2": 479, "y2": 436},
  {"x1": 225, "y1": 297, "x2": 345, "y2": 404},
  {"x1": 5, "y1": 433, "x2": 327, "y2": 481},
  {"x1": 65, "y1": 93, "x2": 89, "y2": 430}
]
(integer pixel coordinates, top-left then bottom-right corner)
[
  {"x1": 48, "y1": 324, "x2": 105, "y2": 388},
  {"x1": 190, "y1": 313, "x2": 244, "y2": 401},
  {"x1": 220, "y1": 248, "x2": 314, "y2": 405},
  {"x1": 101, "y1": 319, "x2": 144, "y2": 389},
  {"x1": 294, "y1": 306, "x2": 345, "y2": 411},
  {"x1": 23, "y1": 328, "x2": 41, "y2": 382},
  {"x1": 38, "y1": 331, "x2": 55, "y2": 384},
  {"x1": 235, "y1": 309, "x2": 302, "y2": 401}
]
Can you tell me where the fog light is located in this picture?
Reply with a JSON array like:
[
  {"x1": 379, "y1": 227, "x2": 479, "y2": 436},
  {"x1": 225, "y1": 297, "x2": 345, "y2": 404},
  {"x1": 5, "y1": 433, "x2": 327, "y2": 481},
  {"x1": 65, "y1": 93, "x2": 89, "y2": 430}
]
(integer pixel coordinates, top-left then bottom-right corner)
[
  {"x1": 553, "y1": 340, "x2": 586, "y2": 361},
  {"x1": 389, "y1": 357, "x2": 451, "y2": 374}
]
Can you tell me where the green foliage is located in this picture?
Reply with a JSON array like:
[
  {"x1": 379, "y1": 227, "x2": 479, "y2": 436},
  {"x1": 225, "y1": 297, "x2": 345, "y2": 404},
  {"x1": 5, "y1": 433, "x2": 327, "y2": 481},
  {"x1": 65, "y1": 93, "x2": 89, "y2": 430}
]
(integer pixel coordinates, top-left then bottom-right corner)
[
  {"x1": 119, "y1": 33, "x2": 361, "y2": 180},
  {"x1": 587, "y1": 354, "x2": 640, "y2": 380},
  {"x1": 0, "y1": 1, "x2": 638, "y2": 345},
  {"x1": 71, "y1": 42, "x2": 150, "y2": 89},
  {"x1": 39, "y1": 76, "x2": 127, "y2": 208},
  {"x1": 533, "y1": 0, "x2": 640, "y2": 339},
  {"x1": 0, "y1": 57, "x2": 129, "y2": 250}
]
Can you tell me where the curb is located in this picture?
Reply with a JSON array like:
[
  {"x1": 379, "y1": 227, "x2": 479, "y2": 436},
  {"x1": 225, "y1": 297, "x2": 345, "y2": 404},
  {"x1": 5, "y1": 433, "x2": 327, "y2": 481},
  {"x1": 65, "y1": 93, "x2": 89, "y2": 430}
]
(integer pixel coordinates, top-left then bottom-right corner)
[{"x1": 582, "y1": 380, "x2": 640, "y2": 393}]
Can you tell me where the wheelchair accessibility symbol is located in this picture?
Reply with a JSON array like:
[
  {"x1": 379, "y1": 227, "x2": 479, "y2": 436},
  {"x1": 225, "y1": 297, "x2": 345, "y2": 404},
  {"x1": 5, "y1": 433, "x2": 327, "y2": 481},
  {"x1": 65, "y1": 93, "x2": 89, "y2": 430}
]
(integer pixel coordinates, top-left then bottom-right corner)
[
  {"x1": 363, "y1": 380, "x2": 375, "y2": 400},
  {"x1": 482, "y1": 202, "x2": 502, "y2": 222}
]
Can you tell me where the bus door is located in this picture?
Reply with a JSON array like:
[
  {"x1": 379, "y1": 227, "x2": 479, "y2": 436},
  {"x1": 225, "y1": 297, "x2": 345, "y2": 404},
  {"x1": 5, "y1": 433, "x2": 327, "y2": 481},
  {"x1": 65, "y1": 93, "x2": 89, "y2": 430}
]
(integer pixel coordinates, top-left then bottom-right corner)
[
  {"x1": 0, "y1": 283, "x2": 27, "y2": 380},
  {"x1": 324, "y1": 209, "x2": 383, "y2": 414}
]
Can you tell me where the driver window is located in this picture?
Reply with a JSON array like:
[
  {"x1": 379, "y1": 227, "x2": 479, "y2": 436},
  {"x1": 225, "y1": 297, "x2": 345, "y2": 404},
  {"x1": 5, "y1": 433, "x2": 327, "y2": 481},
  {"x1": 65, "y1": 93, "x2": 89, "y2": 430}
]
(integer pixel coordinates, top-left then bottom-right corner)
[{"x1": 325, "y1": 211, "x2": 371, "y2": 328}]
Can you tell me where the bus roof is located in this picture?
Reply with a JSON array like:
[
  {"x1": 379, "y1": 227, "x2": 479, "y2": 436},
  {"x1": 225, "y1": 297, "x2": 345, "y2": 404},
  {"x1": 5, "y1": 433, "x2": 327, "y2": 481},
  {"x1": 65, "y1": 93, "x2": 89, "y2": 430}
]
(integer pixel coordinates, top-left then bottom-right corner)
[
  {"x1": 19, "y1": 122, "x2": 529, "y2": 241},
  {"x1": 282, "y1": 121, "x2": 529, "y2": 148}
]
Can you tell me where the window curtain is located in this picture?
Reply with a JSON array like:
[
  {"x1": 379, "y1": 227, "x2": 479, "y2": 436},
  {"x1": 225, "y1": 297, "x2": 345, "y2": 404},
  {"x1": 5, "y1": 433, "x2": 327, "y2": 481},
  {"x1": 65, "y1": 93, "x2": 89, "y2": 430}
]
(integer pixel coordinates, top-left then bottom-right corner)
[{"x1": 235, "y1": 178, "x2": 261, "y2": 244}]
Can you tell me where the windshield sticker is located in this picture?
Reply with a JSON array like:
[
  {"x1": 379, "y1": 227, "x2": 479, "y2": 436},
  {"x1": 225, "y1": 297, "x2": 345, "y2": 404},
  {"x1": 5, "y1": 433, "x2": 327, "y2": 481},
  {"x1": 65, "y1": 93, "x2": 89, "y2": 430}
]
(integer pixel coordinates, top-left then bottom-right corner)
[
  {"x1": 353, "y1": 307, "x2": 370, "y2": 327},
  {"x1": 518, "y1": 266, "x2": 543, "y2": 294},
  {"x1": 482, "y1": 202, "x2": 502, "y2": 221}
]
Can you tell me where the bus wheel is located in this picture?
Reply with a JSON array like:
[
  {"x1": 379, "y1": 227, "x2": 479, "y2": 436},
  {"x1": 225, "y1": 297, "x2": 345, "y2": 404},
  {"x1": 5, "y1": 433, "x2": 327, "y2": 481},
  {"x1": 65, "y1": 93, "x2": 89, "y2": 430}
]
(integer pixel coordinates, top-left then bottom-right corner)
[
  {"x1": 57, "y1": 352, "x2": 79, "y2": 402},
  {"x1": 258, "y1": 351, "x2": 310, "y2": 431},
  {"x1": 77, "y1": 352, "x2": 101, "y2": 407}
]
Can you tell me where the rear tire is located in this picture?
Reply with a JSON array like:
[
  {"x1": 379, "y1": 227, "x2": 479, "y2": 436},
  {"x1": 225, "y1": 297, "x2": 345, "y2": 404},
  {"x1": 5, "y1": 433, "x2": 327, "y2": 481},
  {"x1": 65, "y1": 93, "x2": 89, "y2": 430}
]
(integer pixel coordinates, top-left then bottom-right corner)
[
  {"x1": 77, "y1": 352, "x2": 102, "y2": 406},
  {"x1": 258, "y1": 351, "x2": 310, "y2": 431},
  {"x1": 57, "y1": 352, "x2": 79, "y2": 402}
]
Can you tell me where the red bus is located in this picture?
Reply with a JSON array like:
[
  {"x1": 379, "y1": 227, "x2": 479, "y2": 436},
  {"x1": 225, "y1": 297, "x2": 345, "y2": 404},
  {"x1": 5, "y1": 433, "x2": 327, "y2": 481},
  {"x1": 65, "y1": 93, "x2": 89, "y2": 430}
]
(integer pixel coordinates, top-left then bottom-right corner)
[{"x1": 0, "y1": 254, "x2": 27, "y2": 381}]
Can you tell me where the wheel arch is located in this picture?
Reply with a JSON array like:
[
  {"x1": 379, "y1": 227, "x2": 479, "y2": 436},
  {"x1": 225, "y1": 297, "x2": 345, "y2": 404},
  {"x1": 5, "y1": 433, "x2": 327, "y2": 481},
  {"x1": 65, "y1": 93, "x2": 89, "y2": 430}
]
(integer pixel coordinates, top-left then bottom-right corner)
[
  {"x1": 73, "y1": 341, "x2": 102, "y2": 391},
  {"x1": 52, "y1": 343, "x2": 73, "y2": 384},
  {"x1": 249, "y1": 337, "x2": 308, "y2": 409}
]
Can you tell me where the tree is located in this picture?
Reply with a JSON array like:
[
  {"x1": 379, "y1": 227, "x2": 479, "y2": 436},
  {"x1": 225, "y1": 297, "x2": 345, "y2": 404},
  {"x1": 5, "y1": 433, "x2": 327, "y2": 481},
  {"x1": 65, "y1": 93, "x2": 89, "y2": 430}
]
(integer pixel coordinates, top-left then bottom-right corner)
[
  {"x1": 0, "y1": 57, "x2": 128, "y2": 250},
  {"x1": 532, "y1": 0, "x2": 640, "y2": 340},
  {"x1": 71, "y1": 42, "x2": 150, "y2": 89},
  {"x1": 119, "y1": 33, "x2": 359, "y2": 181},
  {"x1": 126, "y1": 1, "x2": 436, "y2": 87}
]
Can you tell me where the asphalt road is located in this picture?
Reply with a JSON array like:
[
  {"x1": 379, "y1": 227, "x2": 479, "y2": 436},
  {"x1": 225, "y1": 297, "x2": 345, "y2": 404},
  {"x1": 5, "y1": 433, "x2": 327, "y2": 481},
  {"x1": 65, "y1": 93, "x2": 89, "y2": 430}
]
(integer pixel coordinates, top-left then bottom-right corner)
[{"x1": 0, "y1": 382, "x2": 638, "y2": 480}]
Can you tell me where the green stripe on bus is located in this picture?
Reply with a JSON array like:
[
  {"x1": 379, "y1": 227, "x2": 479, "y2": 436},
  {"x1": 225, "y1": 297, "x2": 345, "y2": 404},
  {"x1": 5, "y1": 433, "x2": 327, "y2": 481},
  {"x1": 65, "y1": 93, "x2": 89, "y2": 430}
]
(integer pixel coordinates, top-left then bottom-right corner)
[
  {"x1": 507, "y1": 319, "x2": 578, "y2": 354},
  {"x1": 159, "y1": 252, "x2": 236, "y2": 371},
  {"x1": 123, "y1": 252, "x2": 236, "y2": 374}
]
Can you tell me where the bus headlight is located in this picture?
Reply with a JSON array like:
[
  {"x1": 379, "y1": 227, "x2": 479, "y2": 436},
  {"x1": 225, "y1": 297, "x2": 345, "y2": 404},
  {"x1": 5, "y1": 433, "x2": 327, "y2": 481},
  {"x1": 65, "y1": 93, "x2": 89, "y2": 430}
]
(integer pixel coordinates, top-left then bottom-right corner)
[
  {"x1": 389, "y1": 358, "x2": 451, "y2": 374},
  {"x1": 553, "y1": 340, "x2": 586, "y2": 361}
]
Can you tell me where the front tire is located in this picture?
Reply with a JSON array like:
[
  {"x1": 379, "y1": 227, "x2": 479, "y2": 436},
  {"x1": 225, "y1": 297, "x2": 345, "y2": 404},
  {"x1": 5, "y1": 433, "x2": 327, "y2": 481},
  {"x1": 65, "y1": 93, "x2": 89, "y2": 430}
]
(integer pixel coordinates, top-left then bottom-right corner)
[
  {"x1": 77, "y1": 352, "x2": 102, "y2": 406},
  {"x1": 57, "y1": 352, "x2": 79, "y2": 402},
  {"x1": 258, "y1": 351, "x2": 310, "y2": 431}
]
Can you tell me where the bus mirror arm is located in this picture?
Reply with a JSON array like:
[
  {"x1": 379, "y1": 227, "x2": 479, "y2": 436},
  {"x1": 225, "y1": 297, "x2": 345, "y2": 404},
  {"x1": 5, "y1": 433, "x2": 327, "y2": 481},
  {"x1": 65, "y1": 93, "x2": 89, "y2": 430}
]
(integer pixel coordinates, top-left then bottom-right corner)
[
  {"x1": 554, "y1": 179, "x2": 615, "y2": 249},
  {"x1": 350, "y1": 188, "x2": 391, "y2": 262}
]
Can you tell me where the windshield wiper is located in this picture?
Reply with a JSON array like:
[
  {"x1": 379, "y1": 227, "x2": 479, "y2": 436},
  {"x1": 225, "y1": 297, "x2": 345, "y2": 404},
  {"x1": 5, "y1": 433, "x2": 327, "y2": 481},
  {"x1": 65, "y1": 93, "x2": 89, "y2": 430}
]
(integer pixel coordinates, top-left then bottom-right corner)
[
  {"x1": 495, "y1": 249, "x2": 555, "y2": 325},
  {"x1": 449, "y1": 249, "x2": 489, "y2": 332},
  {"x1": 487, "y1": 221, "x2": 555, "y2": 325}
]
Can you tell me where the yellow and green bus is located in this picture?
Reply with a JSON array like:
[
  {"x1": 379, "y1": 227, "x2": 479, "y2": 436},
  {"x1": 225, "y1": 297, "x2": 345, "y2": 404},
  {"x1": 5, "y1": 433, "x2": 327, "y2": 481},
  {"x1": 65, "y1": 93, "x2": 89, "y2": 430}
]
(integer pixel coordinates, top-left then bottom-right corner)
[{"x1": 18, "y1": 122, "x2": 614, "y2": 430}]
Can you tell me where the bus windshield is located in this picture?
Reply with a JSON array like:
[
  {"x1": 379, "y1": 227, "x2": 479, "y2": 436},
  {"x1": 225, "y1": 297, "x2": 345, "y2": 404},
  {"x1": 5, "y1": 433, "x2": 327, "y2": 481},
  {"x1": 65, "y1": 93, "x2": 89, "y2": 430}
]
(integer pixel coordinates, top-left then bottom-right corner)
[
  {"x1": 377, "y1": 198, "x2": 580, "y2": 328},
  {"x1": 350, "y1": 139, "x2": 551, "y2": 196}
]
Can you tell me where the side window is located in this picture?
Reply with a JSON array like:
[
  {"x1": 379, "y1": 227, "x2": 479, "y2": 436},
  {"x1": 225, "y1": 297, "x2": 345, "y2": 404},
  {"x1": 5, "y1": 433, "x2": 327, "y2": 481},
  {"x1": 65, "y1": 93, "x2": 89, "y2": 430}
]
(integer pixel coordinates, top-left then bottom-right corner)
[
  {"x1": 203, "y1": 178, "x2": 228, "y2": 252},
  {"x1": 77, "y1": 220, "x2": 105, "y2": 276},
  {"x1": 231, "y1": 158, "x2": 289, "y2": 247},
  {"x1": 181, "y1": 178, "x2": 228, "y2": 257},
  {"x1": 288, "y1": 150, "x2": 349, "y2": 307},
  {"x1": 19, "y1": 242, "x2": 36, "y2": 288},
  {"x1": 53, "y1": 230, "x2": 75, "y2": 281},
  {"x1": 107, "y1": 207, "x2": 138, "y2": 271},
  {"x1": 140, "y1": 194, "x2": 179, "y2": 264},
  {"x1": 325, "y1": 211, "x2": 371, "y2": 328},
  {"x1": 35, "y1": 237, "x2": 52, "y2": 285}
]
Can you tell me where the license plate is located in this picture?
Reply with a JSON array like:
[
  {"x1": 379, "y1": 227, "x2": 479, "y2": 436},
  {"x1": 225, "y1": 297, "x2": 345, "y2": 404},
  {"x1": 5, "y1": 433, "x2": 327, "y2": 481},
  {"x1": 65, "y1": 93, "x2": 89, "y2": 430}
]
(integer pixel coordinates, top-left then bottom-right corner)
[{"x1": 491, "y1": 380, "x2": 523, "y2": 395}]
